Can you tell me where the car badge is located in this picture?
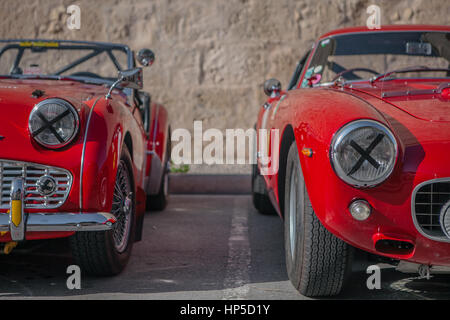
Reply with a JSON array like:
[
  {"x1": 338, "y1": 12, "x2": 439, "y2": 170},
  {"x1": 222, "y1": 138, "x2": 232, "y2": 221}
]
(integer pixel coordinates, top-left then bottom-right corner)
[{"x1": 37, "y1": 175, "x2": 57, "y2": 196}]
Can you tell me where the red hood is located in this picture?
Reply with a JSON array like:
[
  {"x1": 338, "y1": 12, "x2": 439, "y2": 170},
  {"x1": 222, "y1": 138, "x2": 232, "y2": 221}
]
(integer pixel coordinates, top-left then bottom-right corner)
[
  {"x1": 348, "y1": 80, "x2": 450, "y2": 122},
  {"x1": 0, "y1": 78, "x2": 108, "y2": 108},
  {"x1": 0, "y1": 78, "x2": 108, "y2": 163}
]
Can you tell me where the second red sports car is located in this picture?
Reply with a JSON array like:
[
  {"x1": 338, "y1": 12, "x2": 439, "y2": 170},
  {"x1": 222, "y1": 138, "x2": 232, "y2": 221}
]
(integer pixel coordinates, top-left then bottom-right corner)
[{"x1": 253, "y1": 25, "x2": 450, "y2": 296}]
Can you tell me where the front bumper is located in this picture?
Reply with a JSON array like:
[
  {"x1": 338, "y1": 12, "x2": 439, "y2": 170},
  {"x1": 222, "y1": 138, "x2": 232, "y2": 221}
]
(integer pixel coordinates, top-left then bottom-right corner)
[
  {"x1": 0, "y1": 212, "x2": 116, "y2": 234},
  {"x1": 0, "y1": 178, "x2": 116, "y2": 241}
]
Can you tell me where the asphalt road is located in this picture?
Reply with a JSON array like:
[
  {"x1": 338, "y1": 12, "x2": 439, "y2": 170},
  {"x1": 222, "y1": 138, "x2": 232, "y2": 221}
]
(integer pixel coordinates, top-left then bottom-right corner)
[{"x1": 0, "y1": 195, "x2": 450, "y2": 300}]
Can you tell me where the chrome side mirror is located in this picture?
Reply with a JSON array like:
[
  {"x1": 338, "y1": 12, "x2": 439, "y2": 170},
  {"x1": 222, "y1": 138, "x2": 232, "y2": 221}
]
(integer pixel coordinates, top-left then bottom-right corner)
[
  {"x1": 137, "y1": 49, "x2": 155, "y2": 67},
  {"x1": 106, "y1": 68, "x2": 143, "y2": 99},
  {"x1": 264, "y1": 78, "x2": 282, "y2": 97},
  {"x1": 118, "y1": 68, "x2": 143, "y2": 89}
]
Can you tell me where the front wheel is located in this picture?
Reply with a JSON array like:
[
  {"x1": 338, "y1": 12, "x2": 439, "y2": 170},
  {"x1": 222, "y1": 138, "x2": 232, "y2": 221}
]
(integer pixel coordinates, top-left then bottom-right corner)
[
  {"x1": 70, "y1": 146, "x2": 136, "y2": 276},
  {"x1": 284, "y1": 141, "x2": 352, "y2": 297}
]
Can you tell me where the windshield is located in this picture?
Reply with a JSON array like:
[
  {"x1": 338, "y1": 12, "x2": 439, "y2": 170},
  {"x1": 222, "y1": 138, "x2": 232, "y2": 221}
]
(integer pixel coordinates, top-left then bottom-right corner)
[
  {"x1": 0, "y1": 41, "x2": 130, "y2": 82},
  {"x1": 301, "y1": 31, "x2": 450, "y2": 87}
]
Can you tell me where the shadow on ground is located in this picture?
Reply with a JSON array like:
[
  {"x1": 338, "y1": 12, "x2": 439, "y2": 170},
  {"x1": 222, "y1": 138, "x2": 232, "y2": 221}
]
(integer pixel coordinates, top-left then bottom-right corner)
[{"x1": 0, "y1": 195, "x2": 449, "y2": 299}]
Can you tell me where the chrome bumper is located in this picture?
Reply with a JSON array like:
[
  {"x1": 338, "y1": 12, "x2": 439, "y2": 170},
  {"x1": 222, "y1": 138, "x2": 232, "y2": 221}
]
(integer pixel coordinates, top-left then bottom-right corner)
[{"x1": 0, "y1": 178, "x2": 116, "y2": 241}]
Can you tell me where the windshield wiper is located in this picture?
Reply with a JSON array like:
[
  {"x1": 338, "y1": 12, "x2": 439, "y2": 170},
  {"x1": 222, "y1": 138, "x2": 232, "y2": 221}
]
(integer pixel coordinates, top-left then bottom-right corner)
[{"x1": 371, "y1": 66, "x2": 450, "y2": 83}]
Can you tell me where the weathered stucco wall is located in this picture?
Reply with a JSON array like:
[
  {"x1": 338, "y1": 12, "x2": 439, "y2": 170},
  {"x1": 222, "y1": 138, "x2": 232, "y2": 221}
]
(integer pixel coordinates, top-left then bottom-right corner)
[{"x1": 0, "y1": 0, "x2": 448, "y2": 173}]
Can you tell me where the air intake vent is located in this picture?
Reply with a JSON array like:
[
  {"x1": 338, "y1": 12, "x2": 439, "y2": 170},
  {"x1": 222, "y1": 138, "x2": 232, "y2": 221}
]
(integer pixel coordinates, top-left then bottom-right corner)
[
  {"x1": 413, "y1": 180, "x2": 450, "y2": 241},
  {"x1": 0, "y1": 160, "x2": 72, "y2": 209}
]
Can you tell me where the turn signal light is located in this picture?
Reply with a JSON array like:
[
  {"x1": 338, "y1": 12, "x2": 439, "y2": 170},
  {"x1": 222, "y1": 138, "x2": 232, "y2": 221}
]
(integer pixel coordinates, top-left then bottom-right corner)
[{"x1": 301, "y1": 148, "x2": 313, "y2": 158}]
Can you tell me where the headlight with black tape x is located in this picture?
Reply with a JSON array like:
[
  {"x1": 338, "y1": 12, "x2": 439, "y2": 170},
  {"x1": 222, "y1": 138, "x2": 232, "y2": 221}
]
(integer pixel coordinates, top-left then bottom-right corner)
[
  {"x1": 330, "y1": 119, "x2": 398, "y2": 188},
  {"x1": 29, "y1": 98, "x2": 79, "y2": 149}
]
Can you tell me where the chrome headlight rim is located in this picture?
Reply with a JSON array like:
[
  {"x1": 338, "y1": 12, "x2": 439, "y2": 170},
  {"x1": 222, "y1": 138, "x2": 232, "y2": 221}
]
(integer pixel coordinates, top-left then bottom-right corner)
[
  {"x1": 330, "y1": 119, "x2": 398, "y2": 188},
  {"x1": 29, "y1": 98, "x2": 80, "y2": 149}
]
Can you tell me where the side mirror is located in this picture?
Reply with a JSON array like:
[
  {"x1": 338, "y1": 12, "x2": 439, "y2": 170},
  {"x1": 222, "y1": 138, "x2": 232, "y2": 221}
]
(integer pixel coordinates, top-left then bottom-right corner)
[
  {"x1": 264, "y1": 78, "x2": 282, "y2": 97},
  {"x1": 137, "y1": 49, "x2": 155, "y2": 67},
  {"x1": 106, "y1": 68, "x2": 143, "y2": 99},
  {"x1": 119, "y1": 68, "x2": 143, "y2": 89}
]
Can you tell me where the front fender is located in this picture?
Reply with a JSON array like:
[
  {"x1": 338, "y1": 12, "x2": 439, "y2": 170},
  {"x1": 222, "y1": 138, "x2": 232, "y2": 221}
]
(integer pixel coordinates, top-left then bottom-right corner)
[
  {"x1": 276, "y1": 88, "x2": 404, "y2": 240},
  {"x1": 81, "y1": 97, "x2": 145, "y2": 213}
]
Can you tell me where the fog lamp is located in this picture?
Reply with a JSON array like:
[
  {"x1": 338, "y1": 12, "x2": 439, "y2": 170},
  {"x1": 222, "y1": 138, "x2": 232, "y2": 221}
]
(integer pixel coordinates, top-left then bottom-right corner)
[{"x1": 349, "y1": 199, "x2": 372, "y2": 221}]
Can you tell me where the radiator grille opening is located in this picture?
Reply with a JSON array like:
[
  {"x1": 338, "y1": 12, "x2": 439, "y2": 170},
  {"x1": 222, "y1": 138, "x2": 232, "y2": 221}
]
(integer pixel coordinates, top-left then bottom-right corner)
[
  {"x1": 0, "y1": 160, "x2": 72, "y2": 209},
  {"x1": 414, "y1": 181, "x2": 450, "y2": 239}
]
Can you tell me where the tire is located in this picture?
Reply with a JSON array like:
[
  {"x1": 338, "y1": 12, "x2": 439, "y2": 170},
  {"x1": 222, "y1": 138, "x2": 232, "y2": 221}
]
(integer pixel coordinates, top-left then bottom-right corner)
[
  {"x1": 70, "y1": 146, "x2": 136, "y2": 276},
  {"x1": 252, "y1": 162, "x2": 277, "y2": 215},
  {"x1": 284, "y1": 141, "x2": 352, "y2": 297},
  {"x1": 147, "y1": 132, "x2": 170, "y2": 211},
  {"x1": 147, "y1": 166, "x2": 169, "y2": 211}
]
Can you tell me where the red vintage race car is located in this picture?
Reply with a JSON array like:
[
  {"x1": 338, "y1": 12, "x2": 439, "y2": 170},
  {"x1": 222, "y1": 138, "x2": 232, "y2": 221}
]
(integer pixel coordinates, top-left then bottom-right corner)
[
  {"x1": 0, "y1": 40, "x2": 170, "y2": 275},
  {"x1": 253, "y1": 25, "x2": 450, "y2": 296}
]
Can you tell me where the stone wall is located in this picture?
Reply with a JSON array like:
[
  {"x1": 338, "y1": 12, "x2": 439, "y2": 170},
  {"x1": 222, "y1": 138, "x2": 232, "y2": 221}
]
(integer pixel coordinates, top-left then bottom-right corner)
[{"x1": 0, "y1": 0, "x2": 448, "y2": 173}]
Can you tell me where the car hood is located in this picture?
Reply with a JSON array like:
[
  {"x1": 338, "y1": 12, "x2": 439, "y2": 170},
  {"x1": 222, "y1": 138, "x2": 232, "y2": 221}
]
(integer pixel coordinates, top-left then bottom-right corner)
[
  {"x1": 0, "y1": 78, "x2": 103, "y2": 169},
  {"x1": 348, "y1": 80, "x2": 450, "y2": 122},
  {"x1": 0, "y1": 78, "x2": 107, "y2": 108}
]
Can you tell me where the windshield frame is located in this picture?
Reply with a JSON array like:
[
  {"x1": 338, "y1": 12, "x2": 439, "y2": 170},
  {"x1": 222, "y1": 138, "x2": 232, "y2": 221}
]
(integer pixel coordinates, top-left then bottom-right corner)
[
  {"x1": 0, "y1": 39, "x2": 134, "y2": 85},
  {"x1": 299, "y1": 30, "x2": 450, "y2": 88}
]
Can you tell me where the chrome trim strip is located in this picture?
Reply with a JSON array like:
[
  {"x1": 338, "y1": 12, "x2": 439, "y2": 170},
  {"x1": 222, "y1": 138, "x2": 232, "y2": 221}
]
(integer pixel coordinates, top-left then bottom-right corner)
[
  {"x1": 0, "y1": 212, "x2": 115, "y2": 233},
  {"x1": 411, "y1": 177, "x2": 450, "y2": 243},
  {"x1": 79, "y1": 97, "x2": 101, "y2": 209},
  {"x1": 151, "y1": 104, "x2": 160, "y2": 153},
  {"x1": 382, "y1": 89, "x2": 438, "y2": 98}
]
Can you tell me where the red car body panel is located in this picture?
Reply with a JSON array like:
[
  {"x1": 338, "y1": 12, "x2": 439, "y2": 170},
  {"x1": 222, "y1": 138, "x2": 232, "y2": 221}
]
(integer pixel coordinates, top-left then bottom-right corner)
[
  {"x1": 258, "y1": 25, "x2": 450, "y2": 266},
  {"x1": 146, "y1": 102, "x2": 170, "y2": 178},
  {"x1": 0, "y1": 78, "x2": 169, "y2": 242}
]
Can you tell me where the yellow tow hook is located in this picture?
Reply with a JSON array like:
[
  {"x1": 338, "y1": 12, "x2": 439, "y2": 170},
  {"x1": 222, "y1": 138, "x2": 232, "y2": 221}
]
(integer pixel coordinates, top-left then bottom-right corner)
[
  {"x1": 1, "y1": 209, "x2": 18, "y2": 255},
  {"x1": 3, "y1": 241, "x2": 17, "y2": 255}
]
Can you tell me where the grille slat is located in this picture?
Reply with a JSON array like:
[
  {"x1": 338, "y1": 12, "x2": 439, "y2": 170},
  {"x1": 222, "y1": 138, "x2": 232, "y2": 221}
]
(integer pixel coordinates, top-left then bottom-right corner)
[
  {"x1": 413, "y1": 180, "x2": 450, "y2": 240},
  {"x1": 0, "y1": 160, "x2": 72, "y2": 209}
]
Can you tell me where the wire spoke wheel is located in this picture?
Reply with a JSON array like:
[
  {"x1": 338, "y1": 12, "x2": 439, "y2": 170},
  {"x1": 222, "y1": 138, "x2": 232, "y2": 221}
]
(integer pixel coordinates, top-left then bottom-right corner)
[{"x1": 111, "y1": 160, "x2": 133, "y2": 253}]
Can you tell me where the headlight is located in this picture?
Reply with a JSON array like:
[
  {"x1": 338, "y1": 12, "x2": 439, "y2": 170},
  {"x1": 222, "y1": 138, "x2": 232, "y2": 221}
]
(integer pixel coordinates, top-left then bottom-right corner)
[
  {"x1": 29, "y1": 98, "x2": 79, "y2": 149},
  {"x1": 330, "y1": 119, "x2": 397, "y2": 188}
]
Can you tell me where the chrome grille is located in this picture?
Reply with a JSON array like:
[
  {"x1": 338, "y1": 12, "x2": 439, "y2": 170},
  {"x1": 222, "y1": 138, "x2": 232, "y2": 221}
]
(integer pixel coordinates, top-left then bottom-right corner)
[
  {"x1": 0, "y1": 160, "x2": 72, "y2": 209},
  {"x1": 413, "y1": 179, "x2": 450, "y2": 240}
]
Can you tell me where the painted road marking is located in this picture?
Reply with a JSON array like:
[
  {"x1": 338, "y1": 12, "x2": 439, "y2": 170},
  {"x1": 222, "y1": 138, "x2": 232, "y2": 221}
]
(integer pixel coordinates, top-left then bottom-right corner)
[{"x1": 223, "y1": 198, "x2": 251, "y2": 300}]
